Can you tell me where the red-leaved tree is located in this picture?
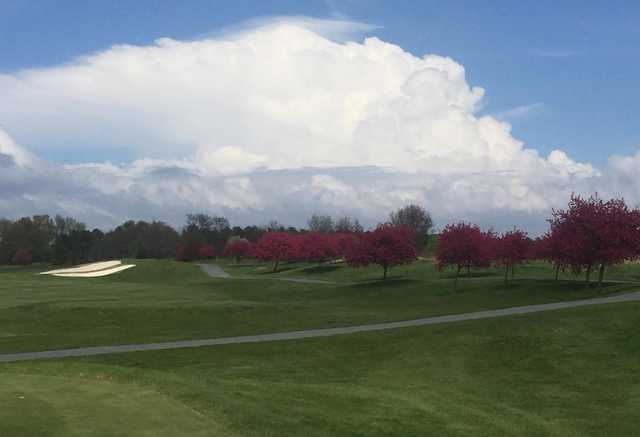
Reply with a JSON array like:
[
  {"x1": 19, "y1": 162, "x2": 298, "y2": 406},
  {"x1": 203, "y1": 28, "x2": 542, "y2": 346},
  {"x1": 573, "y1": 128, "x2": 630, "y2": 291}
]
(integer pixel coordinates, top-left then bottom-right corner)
[
  {"x1": 298, "y1": 233, "x2": 336, "y2": 265},
  {"x1": 345, "y1": 225, "x2": 416, "y2": 280},
  {"x1": 533, "y1": 229, "x2": 572, "y2": 280},
  {"x1": 252, "y1": 232, "x2": 298, "y2": 272},
  {"x1": 198, "y1": 244, "x2": 215, "y2": 260},
  {"x1": 436, "y1": 222, "x2": 494, "y2": 286},
  {"x1": 223, "y1": 238, "x2": 252, "y2": 264},
  {"x1": 548, "y1": 194, "x2": 640, "y2": 286},
  {"x1": 494, "y1": 229, "x2": 530, "y2": 282},
  {"x1": 330, "y1": 233, "x2": 358, "y2": 260}
]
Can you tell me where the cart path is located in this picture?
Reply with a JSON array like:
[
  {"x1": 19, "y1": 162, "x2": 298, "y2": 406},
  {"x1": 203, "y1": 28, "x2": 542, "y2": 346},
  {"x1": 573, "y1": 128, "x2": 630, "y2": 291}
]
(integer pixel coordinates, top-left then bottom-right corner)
[
  {"x1": 2, "y1": 291, "x2": 639, "y2": 363},
  {"x1": 198, "y1": 263, "x2": 338, "y2": 284},
  {"x1": 197, "y1": 263, "x2": 231, "y2": 278}
]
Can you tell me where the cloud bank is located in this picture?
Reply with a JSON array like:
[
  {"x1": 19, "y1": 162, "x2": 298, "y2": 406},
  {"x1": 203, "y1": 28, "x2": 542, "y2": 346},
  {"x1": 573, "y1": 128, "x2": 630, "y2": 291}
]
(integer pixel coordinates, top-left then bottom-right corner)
[{"x1": 0, "y1": 18, "x2": 636, "y2": 232}]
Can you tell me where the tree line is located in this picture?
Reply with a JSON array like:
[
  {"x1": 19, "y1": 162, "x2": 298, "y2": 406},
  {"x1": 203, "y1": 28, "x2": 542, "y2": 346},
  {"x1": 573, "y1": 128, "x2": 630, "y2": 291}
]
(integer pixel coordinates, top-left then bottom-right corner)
[
  {"x1": 0, "y1": 205, "x2": 433, "y2": 267},
  {"x1": 4, "y1": 195, "x2": 637, "y2": 287},
  {"x1": 211, "y1": 224, "x2": 417, "y2": 280},
  {"x1": 212, "y1": 194, "x2": 640, "y2": 284}
]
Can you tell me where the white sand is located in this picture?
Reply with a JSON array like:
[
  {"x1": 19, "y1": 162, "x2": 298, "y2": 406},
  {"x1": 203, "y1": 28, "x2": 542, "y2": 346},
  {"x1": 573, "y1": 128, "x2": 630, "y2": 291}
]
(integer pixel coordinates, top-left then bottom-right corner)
[
  {"x1": 40, "y1": 260, "x2": 122, "y2": 275},
  {"x1": 51, "y1": 264, "x2": 136, "y2": 277}
]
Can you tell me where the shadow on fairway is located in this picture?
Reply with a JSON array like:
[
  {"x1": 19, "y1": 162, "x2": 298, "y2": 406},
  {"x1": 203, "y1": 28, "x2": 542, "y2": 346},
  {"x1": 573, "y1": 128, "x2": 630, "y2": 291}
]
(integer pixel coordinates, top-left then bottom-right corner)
[
  {"x1": 351, "y1": 278, "x2": 420, "y2": 288},
  {"x1": 224, "y1": 263, "x2": 265, "y2": 268},
  {"x1": 258, "y1": 265, "x2": 302, "y2": 274},
  {"x1": 298, "y1": 265, "x2": 341, "y2": 275},
  {"x1": 438, "y1": 271, "x2": 502, "y2": 281}
]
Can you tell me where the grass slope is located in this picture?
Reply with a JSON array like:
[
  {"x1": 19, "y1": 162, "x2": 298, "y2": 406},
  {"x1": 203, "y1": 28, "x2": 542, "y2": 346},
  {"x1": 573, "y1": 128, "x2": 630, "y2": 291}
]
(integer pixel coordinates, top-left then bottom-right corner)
[
  {"x1": 1, "y1": 259, "x2": 638, "y2": 353},
  {"x1": 2, "y1": 301, "x2": 639, "y2": 436}
]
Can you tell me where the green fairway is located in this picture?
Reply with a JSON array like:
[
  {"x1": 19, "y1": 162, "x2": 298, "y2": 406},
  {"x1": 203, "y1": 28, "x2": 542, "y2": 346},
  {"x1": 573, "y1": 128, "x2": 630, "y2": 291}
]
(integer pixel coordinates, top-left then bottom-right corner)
[
  {"x1": 1, "y1": 259, "x2": 638, "y2": 353},
  {"x1": 2, "y1": 301, "x2": 639, "y2": 436},
  {"x1": 1, "y1": 259, "x2": 639, "y2": 435}
]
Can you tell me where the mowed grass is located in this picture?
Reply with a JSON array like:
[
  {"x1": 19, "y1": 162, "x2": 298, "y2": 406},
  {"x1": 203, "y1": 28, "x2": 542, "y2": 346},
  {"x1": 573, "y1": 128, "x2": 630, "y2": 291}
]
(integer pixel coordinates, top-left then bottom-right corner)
[
  {"x1": 2, "y1": 301, "x2": 639, "y2": 436},
  {"x1": 1, "y1": 259, "x2": 639, "y2": 353}
]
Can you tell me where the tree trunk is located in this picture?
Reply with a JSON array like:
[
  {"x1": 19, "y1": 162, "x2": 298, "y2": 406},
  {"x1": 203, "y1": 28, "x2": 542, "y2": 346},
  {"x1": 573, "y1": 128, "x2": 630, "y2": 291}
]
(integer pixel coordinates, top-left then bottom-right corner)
[
  {"x1": 585, "y1": 264, "x2": 592, "y2": 286},
  {"x1": 455, "y1": 265, "x2": 461, "y2": 288},
  {"x1": 273, "y1": 260, "x2": 279, "y2": 272},
  {"x1": 598, "y1": 263, "x2": 606, "y2": 288},
  {"x1": 504, "y1": 264, "x2": 509, "y2": 284},
  {"x1": 555, "y1": 264, "x2": 560, "y2": 281},
  {"x1": 466, "y1": 264, "x2": 471, "y2": 277},
  {"x1": 383, "y1": 265, "x2": 388, "y2": 280},
  {"x1": 511, "y1": 265, "x2": 515, "y2": 280}
]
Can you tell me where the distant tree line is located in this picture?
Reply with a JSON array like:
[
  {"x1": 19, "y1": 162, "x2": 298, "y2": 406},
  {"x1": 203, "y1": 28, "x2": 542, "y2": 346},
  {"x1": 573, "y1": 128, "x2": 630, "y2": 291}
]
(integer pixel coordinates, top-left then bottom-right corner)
[
  {"x1": 6, "y1": 195, "x2": 637, "y2": 288},
  {"x1": 0, "y1": 204, "x2": 433, "y2": 266}
]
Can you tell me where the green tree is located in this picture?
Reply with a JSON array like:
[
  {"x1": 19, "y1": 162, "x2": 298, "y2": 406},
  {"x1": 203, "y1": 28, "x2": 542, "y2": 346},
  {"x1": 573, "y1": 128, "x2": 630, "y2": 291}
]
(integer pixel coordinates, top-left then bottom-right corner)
[
  {"x1": 389, "y1": 205, "x2": 433, "y2": 248},
  {"x1": 307, "y1": 214, "x2": 334, "y2": 233}
]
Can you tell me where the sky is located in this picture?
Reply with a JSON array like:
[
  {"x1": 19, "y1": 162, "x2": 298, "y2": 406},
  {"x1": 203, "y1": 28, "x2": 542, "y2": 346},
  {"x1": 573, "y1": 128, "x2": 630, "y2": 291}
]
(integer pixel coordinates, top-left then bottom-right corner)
[{"x1": 0, "y1": 1, "x2": 639, "y2": 233}]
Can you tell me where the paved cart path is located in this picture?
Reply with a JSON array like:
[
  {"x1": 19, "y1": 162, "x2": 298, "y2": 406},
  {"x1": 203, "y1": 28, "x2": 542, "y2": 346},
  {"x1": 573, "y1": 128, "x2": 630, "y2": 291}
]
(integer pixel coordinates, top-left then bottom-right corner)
[
  {"x1": 198, "y1": 263, "x2": 338, "y2": 284},
  {"x1": 2, "y1": 291, "x2": 639, "y2": 363},
  {"x1": 197, "y1": 263, "x2": 231, "y2": 278}
]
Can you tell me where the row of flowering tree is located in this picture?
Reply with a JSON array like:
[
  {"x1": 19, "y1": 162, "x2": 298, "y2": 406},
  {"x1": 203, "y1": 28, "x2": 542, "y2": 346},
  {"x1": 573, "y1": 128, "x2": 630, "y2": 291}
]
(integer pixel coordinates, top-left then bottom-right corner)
[
  {"x1": 244, "y1": 232, "x2": 360, "y2": 272},
  {"x1": 179, "y1": 194, "x2": 640, "y2": 286},
  {"x1": 241, "y1": 226, "x2": 418, "y2": 279},
  {"x1": 436, "y1": 224, "x2": 538, "y2": 286},
  {"x1": 436, "y1": 194, "x2": 640, "y2": 287},
  {"x1": 538, "y1": 194, "x2": 640, "y2": 286}
]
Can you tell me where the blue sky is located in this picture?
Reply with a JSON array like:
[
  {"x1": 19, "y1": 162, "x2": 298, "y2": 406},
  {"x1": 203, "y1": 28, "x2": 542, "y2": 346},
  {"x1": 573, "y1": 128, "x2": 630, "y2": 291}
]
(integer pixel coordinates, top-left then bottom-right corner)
[{"x1": 2, "y1": 0, "x2": 639, "y2": 165}]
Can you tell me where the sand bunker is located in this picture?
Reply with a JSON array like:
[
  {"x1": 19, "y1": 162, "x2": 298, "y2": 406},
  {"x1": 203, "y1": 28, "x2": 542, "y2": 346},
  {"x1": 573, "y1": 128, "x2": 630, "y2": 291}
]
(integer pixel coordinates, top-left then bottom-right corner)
[
  {"x1": 40, "y1": 261, "x2": 135, "y2": 277},
  {"x1": 40, "y1": 261, "x2": 122, "y2": 275},
  {"x1": 50, "y1": 264, "x2": 136, "y2": 277}
]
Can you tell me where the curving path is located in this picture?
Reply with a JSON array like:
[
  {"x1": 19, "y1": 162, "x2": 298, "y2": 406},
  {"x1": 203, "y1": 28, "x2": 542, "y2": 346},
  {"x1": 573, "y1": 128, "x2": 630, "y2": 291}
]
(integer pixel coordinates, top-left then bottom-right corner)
[
  {"x1": 197, "y1": 263, "x2": 231, "y2": 278},
  {"x1": 198, "y1": 263, "x2": 338, "y2": 284},
  {"x1": 1, "y1": 291, "x2": 639, "y2": 363}
]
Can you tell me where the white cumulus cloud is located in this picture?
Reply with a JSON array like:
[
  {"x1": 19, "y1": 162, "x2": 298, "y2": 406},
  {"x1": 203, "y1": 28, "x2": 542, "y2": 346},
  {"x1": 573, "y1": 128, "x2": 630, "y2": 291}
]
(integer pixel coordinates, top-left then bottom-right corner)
[{"x1": 0, "y1": 18, "x2": 636, "y2": 232}]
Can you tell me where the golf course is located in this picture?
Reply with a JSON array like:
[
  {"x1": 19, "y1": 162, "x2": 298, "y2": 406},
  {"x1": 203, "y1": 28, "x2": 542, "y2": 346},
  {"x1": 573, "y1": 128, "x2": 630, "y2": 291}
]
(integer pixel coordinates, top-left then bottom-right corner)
[
  {"x1": 2, "y1": 258, "x2": 639, "y2": 436},
  {"x1": 3, "y1": 2, "x2": 640, "y2": 435}
]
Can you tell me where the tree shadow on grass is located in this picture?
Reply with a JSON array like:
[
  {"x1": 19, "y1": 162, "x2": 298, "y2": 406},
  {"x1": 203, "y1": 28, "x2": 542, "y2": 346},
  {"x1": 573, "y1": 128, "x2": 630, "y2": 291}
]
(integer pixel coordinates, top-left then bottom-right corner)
[
  {"x1": 471, "y1": 271, "x2": 501, "y2": 278},
  {"x1": 224, "y1": 263, "x2": 265, "y2": 269},
  {"x1": 438, "y1": 271, "x2": 501, "y2": 280},
  {"x1": 350, "y1": 278, "x2": 421, "y2": 288},
  {"x1": 297, "y1": 265, "x2": 341, "y2": 275},
  {"x1": 258, "y1": 265, "x2": 303, "y2": 274}
]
